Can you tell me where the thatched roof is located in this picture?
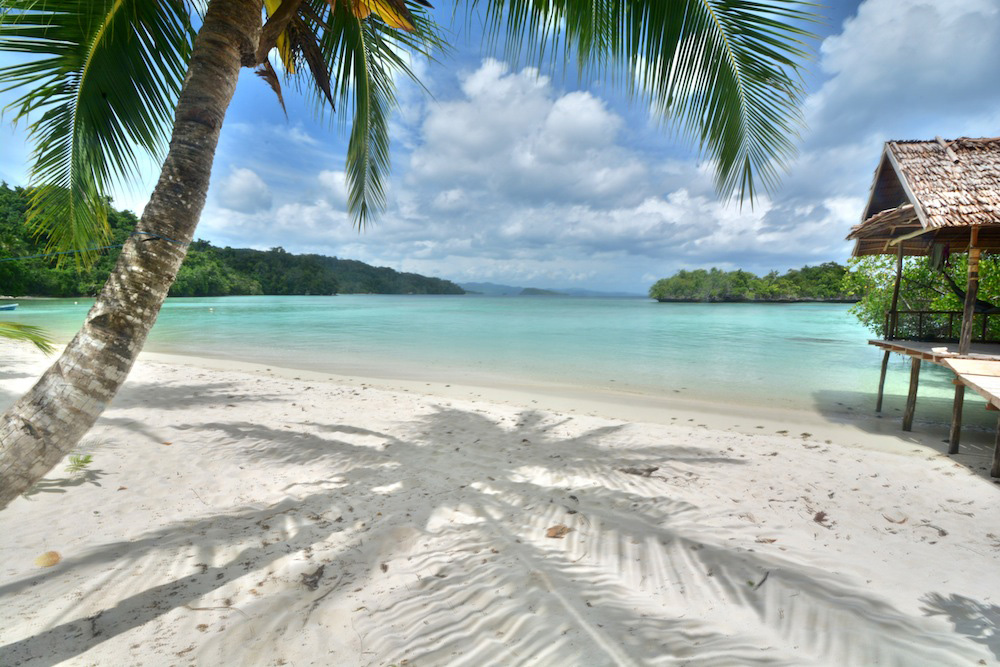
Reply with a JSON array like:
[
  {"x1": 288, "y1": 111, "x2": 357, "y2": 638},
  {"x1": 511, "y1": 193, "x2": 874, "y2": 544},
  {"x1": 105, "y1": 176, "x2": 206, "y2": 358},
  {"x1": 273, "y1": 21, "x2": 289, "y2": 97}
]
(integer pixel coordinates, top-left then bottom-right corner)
[{"x1": 848, "y1": 137, "x2": 1000, "y2": 256}]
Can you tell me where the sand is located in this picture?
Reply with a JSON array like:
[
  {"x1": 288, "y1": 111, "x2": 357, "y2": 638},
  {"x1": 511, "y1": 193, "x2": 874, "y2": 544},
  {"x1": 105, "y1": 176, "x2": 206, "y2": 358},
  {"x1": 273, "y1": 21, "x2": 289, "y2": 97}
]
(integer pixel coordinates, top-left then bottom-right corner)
[{"x1": 1, "y1": 341, "x2": 999, "y2": 666}]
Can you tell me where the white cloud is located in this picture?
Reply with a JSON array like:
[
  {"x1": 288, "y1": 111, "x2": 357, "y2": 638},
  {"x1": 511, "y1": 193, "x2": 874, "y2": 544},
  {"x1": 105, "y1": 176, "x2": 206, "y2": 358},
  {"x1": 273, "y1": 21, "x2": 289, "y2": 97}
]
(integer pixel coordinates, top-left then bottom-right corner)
[
  {"x1": 216, "y1": 167, "x2": 273, "y2": 214},
  {"x1": 409, "y1": 59, "x2": 649, "y2": 209},
  {"x1": 806, "y1": 0, "x2": 1000, "y2": 145},
  {"x1": 317, "y1": 170, "x2": 349, "y2": 208}
]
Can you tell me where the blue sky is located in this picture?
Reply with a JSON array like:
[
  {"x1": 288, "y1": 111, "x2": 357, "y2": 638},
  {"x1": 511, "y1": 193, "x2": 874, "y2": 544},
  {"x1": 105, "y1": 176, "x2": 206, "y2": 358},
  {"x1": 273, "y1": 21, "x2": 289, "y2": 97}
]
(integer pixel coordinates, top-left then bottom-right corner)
[{"x1": 2, "y1": 0, "x2": 1000, "y2": 293}]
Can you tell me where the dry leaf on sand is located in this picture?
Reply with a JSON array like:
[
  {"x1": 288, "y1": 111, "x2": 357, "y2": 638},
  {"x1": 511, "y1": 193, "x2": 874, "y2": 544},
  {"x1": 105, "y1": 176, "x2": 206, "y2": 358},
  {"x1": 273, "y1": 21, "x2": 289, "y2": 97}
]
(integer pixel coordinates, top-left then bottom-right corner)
[{"x1": 546, "y1": 524, "x2": 572, "y2": 539}]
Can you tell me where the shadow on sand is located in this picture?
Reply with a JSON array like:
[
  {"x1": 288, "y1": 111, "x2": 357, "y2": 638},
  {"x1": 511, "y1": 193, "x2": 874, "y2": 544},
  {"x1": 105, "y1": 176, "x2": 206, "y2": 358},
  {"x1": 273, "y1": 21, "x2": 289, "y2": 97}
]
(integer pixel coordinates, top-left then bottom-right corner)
[
  {"x1": 813, "y1": 386, "x2": 999, "y2": 481},
  {"x1": 0, "y1": 388, "x2": 990, "y2": 666}
]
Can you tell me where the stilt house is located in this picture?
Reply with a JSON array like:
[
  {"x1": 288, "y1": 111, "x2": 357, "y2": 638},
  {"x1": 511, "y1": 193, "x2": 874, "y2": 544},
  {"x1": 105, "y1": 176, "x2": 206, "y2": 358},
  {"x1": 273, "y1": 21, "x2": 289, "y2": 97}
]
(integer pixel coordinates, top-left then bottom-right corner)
[{"x1": 847, "y1": 137, "x2": 1000, "y2": 475}]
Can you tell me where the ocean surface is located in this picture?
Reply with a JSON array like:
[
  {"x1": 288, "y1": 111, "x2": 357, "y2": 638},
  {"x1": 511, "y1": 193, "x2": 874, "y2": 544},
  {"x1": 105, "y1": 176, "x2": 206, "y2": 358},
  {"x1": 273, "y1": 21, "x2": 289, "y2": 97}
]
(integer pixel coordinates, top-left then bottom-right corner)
[{"x1": 1, "y1": 295, "x2": 985, "y2": 425}]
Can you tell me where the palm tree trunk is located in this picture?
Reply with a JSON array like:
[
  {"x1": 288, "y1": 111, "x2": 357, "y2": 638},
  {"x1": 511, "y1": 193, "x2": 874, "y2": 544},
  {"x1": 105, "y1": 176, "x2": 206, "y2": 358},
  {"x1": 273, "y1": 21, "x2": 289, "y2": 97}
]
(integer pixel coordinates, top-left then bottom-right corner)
[{"x1": 0, "y1": 0, "x2": 262, "y2": 509}]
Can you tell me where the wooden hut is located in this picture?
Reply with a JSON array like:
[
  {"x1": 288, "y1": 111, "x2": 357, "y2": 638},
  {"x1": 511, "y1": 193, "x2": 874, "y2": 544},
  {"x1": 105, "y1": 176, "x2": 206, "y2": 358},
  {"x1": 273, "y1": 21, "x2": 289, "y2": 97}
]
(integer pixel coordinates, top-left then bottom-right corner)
[{"x1": 847, "y1": 137, "x2": 1000, "y2": 475}]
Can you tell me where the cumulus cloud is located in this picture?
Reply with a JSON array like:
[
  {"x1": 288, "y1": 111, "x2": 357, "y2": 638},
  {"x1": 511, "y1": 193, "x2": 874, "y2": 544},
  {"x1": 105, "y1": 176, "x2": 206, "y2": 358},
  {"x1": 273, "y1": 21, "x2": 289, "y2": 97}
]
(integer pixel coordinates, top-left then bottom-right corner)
[
  {"x1": 409, "y1": 59, "x2": 648, "y2": 208},
  {"x1": 216, "y1": 167, "x2": 273, "y2": 214},
  {"x1": 317, "y1": 170, "x2": 349, "y2": 207},
  {"x1": 806, "y1": 0, "x2": 1000, "y2": 146}
]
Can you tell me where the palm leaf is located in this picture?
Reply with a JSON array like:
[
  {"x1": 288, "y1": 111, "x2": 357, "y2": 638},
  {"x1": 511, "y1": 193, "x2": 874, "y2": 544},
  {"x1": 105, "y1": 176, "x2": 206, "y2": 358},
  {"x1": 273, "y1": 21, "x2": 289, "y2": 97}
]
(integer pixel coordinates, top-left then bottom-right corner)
[
  {"x1": 263, "y1": 0, "x2": 301, "y2": 72},
  {"x1": 0, "y1": 0, "x2": 194, "y2": 263},
  {"x1": 308, "y1": 0, "x2": 443, "y2": 227},
  {"x1": 253, "y1": 0, "x2": 441, "y2": 226},
  {"x1": 0, "y1": 322, "x2": 55, "y2": 354},
  {"x1": 471, "y1": 0, "x2": 817, "y2": 204}
]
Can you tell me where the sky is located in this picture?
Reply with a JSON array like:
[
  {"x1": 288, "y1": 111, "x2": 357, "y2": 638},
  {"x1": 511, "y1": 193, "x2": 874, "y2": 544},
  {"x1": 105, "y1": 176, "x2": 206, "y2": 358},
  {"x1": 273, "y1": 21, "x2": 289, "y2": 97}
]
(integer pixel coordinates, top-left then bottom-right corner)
[{"x1": 2, "y1": 0, "x2": 1000, "y2": 294}]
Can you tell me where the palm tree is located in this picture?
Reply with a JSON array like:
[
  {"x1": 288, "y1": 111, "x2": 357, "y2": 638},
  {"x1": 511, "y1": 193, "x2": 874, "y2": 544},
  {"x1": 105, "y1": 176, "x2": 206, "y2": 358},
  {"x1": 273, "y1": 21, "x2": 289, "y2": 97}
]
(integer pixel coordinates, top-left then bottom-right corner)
[{"x1": 0, "y1": 0, "x2": 816, "y2": 508}]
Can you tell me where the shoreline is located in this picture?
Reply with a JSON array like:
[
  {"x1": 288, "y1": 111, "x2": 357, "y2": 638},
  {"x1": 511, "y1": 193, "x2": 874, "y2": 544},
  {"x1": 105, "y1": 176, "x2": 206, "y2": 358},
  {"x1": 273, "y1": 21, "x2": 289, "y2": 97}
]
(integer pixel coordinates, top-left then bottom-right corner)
[
  {"x1": 143, "y1": 349, "x2": 1000, "y2": 473},
  {"x1": 2, "y1": 341, "x2": 1000, "y2": 665}
]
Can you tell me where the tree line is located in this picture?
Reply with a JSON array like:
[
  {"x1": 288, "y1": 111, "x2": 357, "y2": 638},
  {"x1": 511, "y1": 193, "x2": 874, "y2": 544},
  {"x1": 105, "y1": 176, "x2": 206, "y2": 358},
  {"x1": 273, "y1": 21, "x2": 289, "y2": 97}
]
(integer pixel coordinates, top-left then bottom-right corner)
[
  {"x1": 843, "y1": 254, "x2": 1000, "y2": 339},
  {"x1": 0, "y1": 184, "x2": 464, "y2": 297},
  {"x1": 648, "y1": 263, "x2": 853, "y2": 302}
]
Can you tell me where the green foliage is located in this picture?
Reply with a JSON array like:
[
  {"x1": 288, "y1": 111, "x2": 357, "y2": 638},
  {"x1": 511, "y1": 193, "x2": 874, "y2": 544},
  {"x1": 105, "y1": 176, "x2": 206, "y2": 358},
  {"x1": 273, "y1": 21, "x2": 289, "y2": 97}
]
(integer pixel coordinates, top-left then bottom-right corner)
[
  {"x1": 0, "y1": 184, "x2": 464, "y2": 297},
  {"x1": 0, "y1": 183, "x2": 135, "y2": 296},
  {"x1": 64, "y1": 454, "x2": 93, "y2": 475},
  {"x1": 0, "y1": 322, "x2": 55, "y2": 354},
  {"x1": 0, "y1": 0, "x2": 194, "y2": 263},
  {"x1": 843, "y1": 255, "x2": 1000, "y2": 339},
  {"x1": 648, "y1": 263, "x2": 850, "y2": 302}
]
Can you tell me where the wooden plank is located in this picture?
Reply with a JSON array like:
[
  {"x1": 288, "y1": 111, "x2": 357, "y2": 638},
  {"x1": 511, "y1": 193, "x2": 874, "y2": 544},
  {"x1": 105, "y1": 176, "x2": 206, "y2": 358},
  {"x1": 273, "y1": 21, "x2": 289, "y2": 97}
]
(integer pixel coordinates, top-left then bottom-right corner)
[
  {"x1": 943, "y1": 359, "x2": 1000, "y2": 377},
  {"x1": 902, "y1": 358, "x2": 921, "y2": 431},
  {"x1": 885, "y1": 146, "x2": 931, "y2": 228},
  {"x1": 949, "y1": 384, "x2": 965, "y2": 454},
  {"x1": 876, "y1": 350, "x2": 891, "y2": 412},
  {"x1": 936, "y1": 135, "x2": 961, "y2": 163}
]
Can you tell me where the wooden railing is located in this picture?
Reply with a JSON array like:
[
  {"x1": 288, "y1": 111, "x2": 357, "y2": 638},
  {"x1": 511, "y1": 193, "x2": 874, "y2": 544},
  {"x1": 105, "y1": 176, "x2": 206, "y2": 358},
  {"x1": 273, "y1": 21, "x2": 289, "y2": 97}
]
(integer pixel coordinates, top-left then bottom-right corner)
[{"x1": 885, "y1": 309, "x2": 1000, "y2": 342}]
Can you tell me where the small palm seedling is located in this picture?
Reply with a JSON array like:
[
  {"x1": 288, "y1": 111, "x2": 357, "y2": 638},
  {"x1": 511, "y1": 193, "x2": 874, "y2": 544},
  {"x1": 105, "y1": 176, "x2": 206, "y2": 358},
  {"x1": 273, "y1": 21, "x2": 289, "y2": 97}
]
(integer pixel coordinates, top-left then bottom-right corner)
[{"x1": 65, "y1": 454, "x2": 93, "y2": 475}]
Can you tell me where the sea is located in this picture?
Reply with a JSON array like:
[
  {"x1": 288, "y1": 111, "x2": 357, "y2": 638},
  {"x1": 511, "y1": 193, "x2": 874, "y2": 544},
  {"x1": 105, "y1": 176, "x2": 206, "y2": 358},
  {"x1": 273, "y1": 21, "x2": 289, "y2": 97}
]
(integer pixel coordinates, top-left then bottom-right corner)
[{"x1": 1, "y1": 295, "x2": 987, "y2": 427}]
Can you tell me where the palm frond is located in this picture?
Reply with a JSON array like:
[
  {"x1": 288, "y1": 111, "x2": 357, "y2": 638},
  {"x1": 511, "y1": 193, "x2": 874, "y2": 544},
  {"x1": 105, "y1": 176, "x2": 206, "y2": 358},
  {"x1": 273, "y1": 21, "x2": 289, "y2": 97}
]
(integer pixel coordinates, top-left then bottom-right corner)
[
  {"x1": 262, "y1": 0, "x2": 301, "y2": 72},
  {"x1": 471, "y1": 0, "x2": 817, "y2": 204},
  {"x1": 0, "y1": 0, "x2": 195, "y2": 263},
  {"x1": 307, "y1": 0, "x2": 443, "y2": 227},
  {"x1": 0, "y1": 322, "x2": 55, "y2": 354},
  {"x1": 253, "y1": 1, "x2": 442, "y2": 226}
]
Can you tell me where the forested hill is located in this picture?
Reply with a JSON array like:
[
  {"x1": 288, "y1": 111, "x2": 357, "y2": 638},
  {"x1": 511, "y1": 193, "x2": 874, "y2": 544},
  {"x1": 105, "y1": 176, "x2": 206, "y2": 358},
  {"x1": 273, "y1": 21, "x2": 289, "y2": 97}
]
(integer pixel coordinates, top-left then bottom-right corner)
[
  {"x1": 0, "y1": 184, "x2": 464, "y2": 297},
  {"x1": 648, "y1": 264, "x2": 854, "y2": 302}
]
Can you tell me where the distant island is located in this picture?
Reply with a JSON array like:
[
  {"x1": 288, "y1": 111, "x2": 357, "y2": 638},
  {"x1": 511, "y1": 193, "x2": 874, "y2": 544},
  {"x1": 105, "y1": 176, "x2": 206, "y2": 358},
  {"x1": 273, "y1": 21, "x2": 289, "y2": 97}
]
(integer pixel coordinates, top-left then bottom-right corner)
[
  {"x1": 519, "y1": 287, "x2": 562, "y2": 296},
  {"x1": 459, "y1": 282, "x2": 641, "y2": 297},
  {"x1": 648, "y1": 263, "x2": 855, "y2": 303},
  {"x1": 0, "y1": 184, "x2": 464, "y2": 297}
]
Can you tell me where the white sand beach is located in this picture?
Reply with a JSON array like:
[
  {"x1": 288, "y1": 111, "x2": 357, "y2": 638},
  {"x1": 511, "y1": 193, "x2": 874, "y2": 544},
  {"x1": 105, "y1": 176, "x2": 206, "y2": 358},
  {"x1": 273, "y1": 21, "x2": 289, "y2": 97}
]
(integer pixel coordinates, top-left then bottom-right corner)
[{"x1": 1, "y1": 340, "x2": 999, "y2": 666}]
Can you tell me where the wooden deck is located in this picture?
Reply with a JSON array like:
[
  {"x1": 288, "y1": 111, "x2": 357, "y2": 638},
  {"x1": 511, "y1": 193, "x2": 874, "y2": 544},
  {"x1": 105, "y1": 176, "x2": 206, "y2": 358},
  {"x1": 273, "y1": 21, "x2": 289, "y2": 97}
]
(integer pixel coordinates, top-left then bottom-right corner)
[
  {"x1": 870, "y1": 339, "x2": 1000, "y2": 472},
  {"x1": 943, "y1": 358, "x2": 1000, "y2": 476},
  {"x1": 869, "y1": 339, "x2": 1000, "y2": 365}
]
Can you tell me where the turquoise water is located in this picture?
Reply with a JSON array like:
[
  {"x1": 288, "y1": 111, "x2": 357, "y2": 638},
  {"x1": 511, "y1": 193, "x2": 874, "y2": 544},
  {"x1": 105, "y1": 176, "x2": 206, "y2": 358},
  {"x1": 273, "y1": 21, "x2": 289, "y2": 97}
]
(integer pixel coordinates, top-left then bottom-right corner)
[{"x1": 0, "y1": 295, "x2": 980, "y2": 422}]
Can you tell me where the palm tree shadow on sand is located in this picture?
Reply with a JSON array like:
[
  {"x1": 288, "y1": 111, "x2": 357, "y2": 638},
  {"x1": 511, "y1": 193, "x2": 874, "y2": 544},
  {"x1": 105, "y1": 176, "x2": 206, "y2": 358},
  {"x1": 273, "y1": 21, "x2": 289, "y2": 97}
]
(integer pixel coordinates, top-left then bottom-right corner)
[
  {"x1": 0, "y1": 402, "x2": 989, "y2": 665},
  {"x1": 921, "y1": 592, "x2": 1000, "y2": 661}
]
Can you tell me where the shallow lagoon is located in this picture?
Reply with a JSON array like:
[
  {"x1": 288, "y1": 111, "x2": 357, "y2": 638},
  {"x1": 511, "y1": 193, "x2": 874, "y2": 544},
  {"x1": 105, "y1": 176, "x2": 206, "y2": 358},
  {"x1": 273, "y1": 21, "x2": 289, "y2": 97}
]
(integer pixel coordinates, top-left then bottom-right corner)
[{"x1": 2, "y1": 294, "x2": 984, "y2": 426}]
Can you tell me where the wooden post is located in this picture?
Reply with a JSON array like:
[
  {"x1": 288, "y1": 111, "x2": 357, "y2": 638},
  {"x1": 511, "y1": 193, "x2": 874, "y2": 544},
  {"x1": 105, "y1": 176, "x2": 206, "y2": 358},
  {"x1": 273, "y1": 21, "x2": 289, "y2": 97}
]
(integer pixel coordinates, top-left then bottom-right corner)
[
  {"x1": 992, "y1": 415, "x2": 1000, "y2": 478},
  {"x1": 875, "y1": 350, "x2": 891, "y2": 412},
  {"x1": 888, "y1": 244, "x2": 904, "y2": 340},
  {"x1": 902, "y1": 357, "x2": 921, "y2": 431},
  {"x1": 948, "y1": 383, "x2": 964, "y2": 453},
  {"x1": 958, "y1": 246, "x2": 981, "y2": 355},
  {"x1": 950, "y1": 238, "x2": 981, "y2": 453}
]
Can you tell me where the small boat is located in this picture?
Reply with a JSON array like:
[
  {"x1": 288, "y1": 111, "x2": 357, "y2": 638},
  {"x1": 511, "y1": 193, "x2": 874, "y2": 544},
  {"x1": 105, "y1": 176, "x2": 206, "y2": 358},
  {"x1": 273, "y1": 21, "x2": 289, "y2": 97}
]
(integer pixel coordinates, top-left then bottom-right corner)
[{"x1": 0, "y1": 303, "x2": 18, "y2": 311}]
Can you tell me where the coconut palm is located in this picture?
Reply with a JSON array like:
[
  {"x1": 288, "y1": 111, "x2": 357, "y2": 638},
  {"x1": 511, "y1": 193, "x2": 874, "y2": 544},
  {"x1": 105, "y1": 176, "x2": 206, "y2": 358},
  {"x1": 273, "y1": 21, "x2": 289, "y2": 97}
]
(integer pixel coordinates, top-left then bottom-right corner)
[{"x1": 0, "y1": 0, "x2": 816, "y2": 508}]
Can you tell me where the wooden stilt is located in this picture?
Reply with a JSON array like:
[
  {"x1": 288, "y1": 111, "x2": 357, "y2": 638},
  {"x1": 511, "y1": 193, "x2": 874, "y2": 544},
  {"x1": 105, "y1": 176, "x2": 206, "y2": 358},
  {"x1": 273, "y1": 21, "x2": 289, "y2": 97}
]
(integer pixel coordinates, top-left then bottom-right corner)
[
  {"x1": 992, "y1": 415, "x2": 1000, "y2": 478},
  {"x1": 875, "y1": 350, "x2": 891, "y2": 412},
  {"x1": 888, "y1": 245, "x2": 903, "y2": 340},
  {"x1": 902, "y1": 357, "x2": 921, "y2": 431},
  {"x1": 950, "y1": 240, "x2": 981, "y2": 452},
  {"x1": 948, "y1": 384, "x2": 965, "y2": 453},
  {"x1": 958, "y1": 247, "x2": 981, "y2": 355}
]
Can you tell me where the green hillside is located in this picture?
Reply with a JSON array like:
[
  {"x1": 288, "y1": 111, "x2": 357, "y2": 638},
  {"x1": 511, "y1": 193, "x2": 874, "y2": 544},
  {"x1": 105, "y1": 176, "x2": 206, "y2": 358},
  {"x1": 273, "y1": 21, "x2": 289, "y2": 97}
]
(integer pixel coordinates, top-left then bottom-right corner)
[{"x1": 0, "y1": 184, "x2": 464, "y2": 297}]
